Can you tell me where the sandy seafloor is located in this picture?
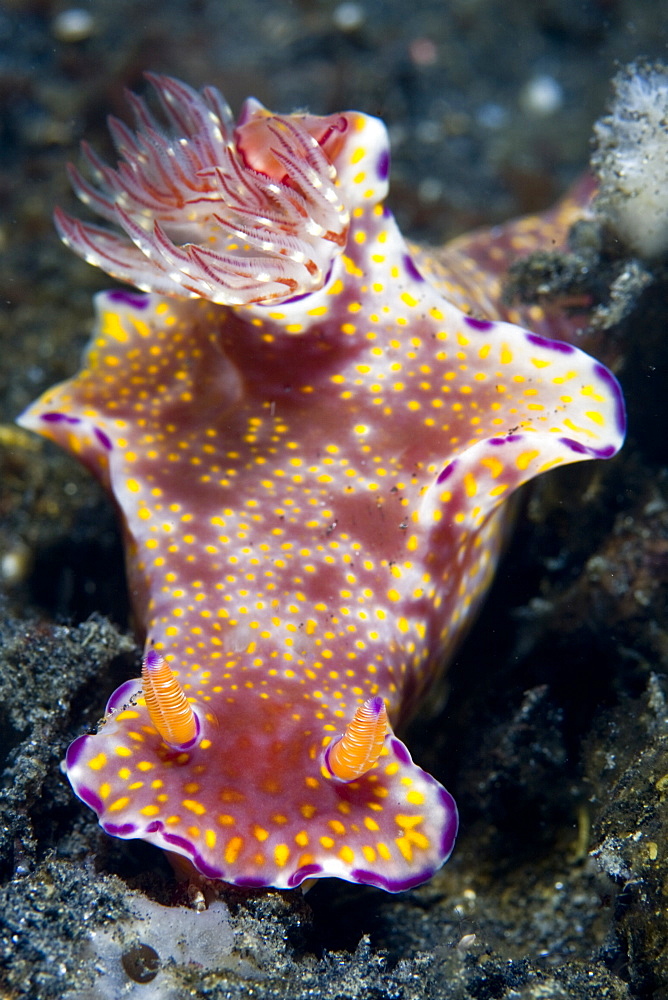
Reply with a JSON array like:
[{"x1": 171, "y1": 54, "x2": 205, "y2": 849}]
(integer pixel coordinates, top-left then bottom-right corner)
[{"x1": 1, "y1": 1, "x2": 668, "y2": 997}]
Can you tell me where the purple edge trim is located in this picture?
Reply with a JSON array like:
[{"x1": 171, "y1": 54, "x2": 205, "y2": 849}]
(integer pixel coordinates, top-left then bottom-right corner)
[
  {"x1": 65, "y1": 734, "x2": 88, "y2": 769},
  {"x1": 438, "y1": 787, "x2": 459, "y2": 856},
  {"x1": 437, "y1": 461, "x2": 456, "y2": 485},
  {"x1": 106, "y1": 288, "x2": 149, "y2": 308},
  {"x1": 464, "y1": 316, "x2": 494, "y2": 331},
  {"x1": 525, "y1": 331, "x2": 574, "y2": 354},
  {"x1": 351, "y1": 867, "x2": 437, "y2": 892},
  {"x1": 287, "y1": 864, "x2": 323, "y2": 888},
  {"x1": 104, "y1": 822, "x2": 137, "y2": 836},
  {"x1": 41, "y1": 412, "x2": 80, "y2": 424},
  {"x1": 78, "y1": 785, "x2": 104, "y2": 814},
  {"x1": 403, "y1": 254, "x2": 425, "y2": 283},
  {"x1": 105, "y1": 678, "x2": 141, "y2": 715},
  {"x1": 390, "y1": 737, "x2": 411, "y2": 765},
  {"x1": 235, "y1": 877, "x2": 269, "y2": 889},
  {"x1": 559, "y1": 437, "x2": 617, "y2": 460},
  {"x1": 93, "y1": 427, "x2": 113, "y2": 451},
  {"x1": 163, "y1": 832, "x2": 196, "y2": 854},
  {"x1": 593, "y1": 362, "x2": 627, "y2": 438},
  {"x1": 377, "y1": 148, "x2": 390, "y2": 180},
  {"x1": 489, "y1": 433, "x2": 522, "y2": 446}
]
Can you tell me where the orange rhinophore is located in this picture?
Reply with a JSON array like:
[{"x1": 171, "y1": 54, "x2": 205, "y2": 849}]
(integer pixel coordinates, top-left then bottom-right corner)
[
  {"x1": 141, "y1": 649, "x2": 198, "y2": 748},
  {"x1": 326, "y1": 697, "x2": 388, "y2": 782}
]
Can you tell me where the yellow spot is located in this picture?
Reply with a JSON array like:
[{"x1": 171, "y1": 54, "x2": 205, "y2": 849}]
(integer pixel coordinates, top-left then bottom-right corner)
[
  {"x1": 395, "y1": 836, "x2": 413, "y2": 862},
  {"x1": 253, "y1": 825, "x2": 269, "y2": 842},
  {"x1": 481, "y1": 457, "x2": 504, "y2": 478},
  {"x1": 126, "y1": 478, "x2": 141, "y2": 494},
  {"x1": 516, "y1": 449, "x2": 539, "y2": 470},
  {"x1": 182, "y1": 799, "x2": 207, "y2": 816},
  {"x1": 205, "y1": 829, "x2": 217, "y2": 849},
  {"x1": 500, "y1": 344, "x2": 513, "y2": 364},
  {"x1": 320, "y1": 836, "x2": 335, "y2": 849},
  {"x1": 274, "y1": 843, "x2": 290, "y2": 867},
  {"x1": 108, "y1": 797, "x2": 130, "y2": 813},
  {"x1": 362, "y1": 845, "x2": 376, "y2": 863},
  {"x1": 140, "y1": 804, "x2": 161, "y2": 817},
  {"x1": 339, "y1": 845, "x2": 355, "y2": 864},
  {"x1": 395, "y1": 813, "x2": 424, "y2": 828},
  {"x1": 225, "y1": 836, "x2": 243, "y2": 864},
  {"x1": 377, "y1": 841, "x2": 392, "y2": 860},
  {"x1": 581, "y1": 385, "x2": 605, "y2": 401},
  {"x1": 89, "y1": 752, "x2": 107, "y2": 771},
  {"x1": 101, "y1": 312, "x2": 129, "y2": 343},
  {"x1": 295, "y1": 831, "x2": 309, "y2": 847},
  {"x1": 406, "y1": 790, "x2": 425, "y2": 805}
]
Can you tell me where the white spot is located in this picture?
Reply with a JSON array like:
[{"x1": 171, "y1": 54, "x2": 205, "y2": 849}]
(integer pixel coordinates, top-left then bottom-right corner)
[
  {"x1": 519, "y1": 74, "x2": 563, "y2": 117},
  {"x1": 333, "y1": 2, "x2": 365, "y2": 31},
  {"x1": 52, "y1": 8, "x2": 95, "y2": 42}
]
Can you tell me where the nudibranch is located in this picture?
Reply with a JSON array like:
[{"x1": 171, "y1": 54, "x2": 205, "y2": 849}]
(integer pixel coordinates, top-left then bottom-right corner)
[{"x1": 19, "y1": 76, "x2": 625, "y2": 892}]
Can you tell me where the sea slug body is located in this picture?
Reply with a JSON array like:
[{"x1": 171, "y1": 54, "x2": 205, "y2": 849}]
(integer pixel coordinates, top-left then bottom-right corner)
[{"x1": 18, "y1": 76, "x2": 625, "y2": 891}]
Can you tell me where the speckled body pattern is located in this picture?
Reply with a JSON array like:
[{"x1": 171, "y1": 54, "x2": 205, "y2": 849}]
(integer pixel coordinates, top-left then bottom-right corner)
[{"x1": 19, "y1": 78, "x2": 625, "y2": 891}]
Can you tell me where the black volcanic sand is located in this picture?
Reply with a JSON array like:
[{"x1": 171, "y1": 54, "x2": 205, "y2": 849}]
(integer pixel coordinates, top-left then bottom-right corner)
[{"x1": 1, "y1": 1, "x2": 668, "y2": 997}]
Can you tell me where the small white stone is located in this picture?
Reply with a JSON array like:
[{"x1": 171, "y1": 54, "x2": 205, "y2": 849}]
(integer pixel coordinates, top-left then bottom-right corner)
[
  {"x1": 520, "y1": 74, "x2": 563, "y2": 116},
  {"x1": 52, "y1": 9, "x2": 95, "y2": 43},
  {"x1": 1, "y1": 546, "x2": 31, "y2": 586},
  {"x1": 333, "y1": 2, "x2": 365, "y2": 31}
]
